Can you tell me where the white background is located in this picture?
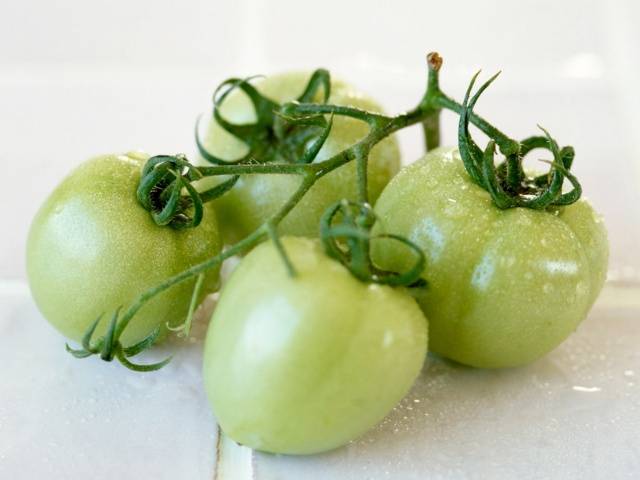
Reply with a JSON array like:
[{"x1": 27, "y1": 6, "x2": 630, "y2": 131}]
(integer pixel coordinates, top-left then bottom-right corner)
[{"x1": 1, "y1": 1, "x2": 639, "y2": 479}]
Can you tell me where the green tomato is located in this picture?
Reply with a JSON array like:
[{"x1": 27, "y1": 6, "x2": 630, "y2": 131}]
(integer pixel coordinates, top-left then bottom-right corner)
[
  {"x1": 197, "y1": 72, "x2": 400, "y2": 244},
  {"x1": 26, "y1": 153, "x2": 222, "y2": 346},
  {"x1": 203, "y1": 237, "x2": 427, "y2": 454},
  {"x1": 372, "y1": 148, "x2": 608, "y2": 368}
]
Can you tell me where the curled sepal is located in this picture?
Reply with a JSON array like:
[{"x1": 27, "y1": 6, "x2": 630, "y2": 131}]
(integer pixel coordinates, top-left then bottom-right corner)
[
  {"x1": 151, "y1": 175, "x2": 184, "y2": 226},
  {"x1": 64, "y1": 314, "x2": 104, "y2": 359},
  {"x1": 100, "y1": 308, "x2": 120, "y2": 361},
  {"x1": 458, "y1": 71, "x2": 488, "y2": 187},
  {"x1": 320, "y1": 200, "x2": 427, "y2": 288},
  {"x1": 137, "y1": 154, "x2": 234, "y2": 229},
  {"x1": 82, "y1": 314, "x2": 104, "y2": 352},
  {"x1": 212, "y1": 76, "x2": 279, "y2": 136},
  {"x1": 65, "y1": 343, "x2": 94, "y2": 359},
  {"x1": 538, "y1": 157, "x2": 582, "y2": 206},
  {"x1": 64, "y1": 307, "x2": 171, "y2": 372},
  {"x1": 320, "y1": 200, "x2": 374, "y2": 281},
  {"x1": 370, "y1": 234, "x2": 427, "y2": 288},
  {"x1": 299, "y1": 114, "x2": 334, "y2": 164},
  {"x1": 273, "y1": 107, "x2": 335, "y2": 164},
  {"x1": 458, "y1": 73, "x2": 582, "y2": 210},
  {"x1": 122, "y1": 327, "x2": 163, "y2": 357},
  {"x1": 115, "y1": 347, "x2": 172, "y2": 373},
  {"x1": 197, "y1": 69, "x2": 334, "y2": 166},
  {"x1": 198, "y1": 175, "x2": 239, "y2": 202},
  {"x1": 195, "y1": 115, "x2": 255, "y2": 166},
  {"x1": 480, "y1": 141, "x2": 516, "y2": 209},
  {"x1": 297, "y1": 68, "x2": 331, "y2": 103}
]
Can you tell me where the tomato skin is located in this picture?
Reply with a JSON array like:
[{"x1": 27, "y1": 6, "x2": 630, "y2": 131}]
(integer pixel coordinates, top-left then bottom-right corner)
[
  {"x1": 203, "y1": 237, "x2": 427, "y2": 455},
  {"x1": 372, "y1": 148, "x2": 608, "y2": 368},
  {"x1": 197, "y1": 72, "x2": 400, "y2": 244},
  {"x1": 26, "y1": 153, "x2": 222, "y2": 345}
]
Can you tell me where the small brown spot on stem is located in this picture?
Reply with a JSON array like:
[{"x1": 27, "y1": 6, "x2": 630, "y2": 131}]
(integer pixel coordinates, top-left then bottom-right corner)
[{"x1": 427, "y1": 52, "x2": 443, "y2": 71}]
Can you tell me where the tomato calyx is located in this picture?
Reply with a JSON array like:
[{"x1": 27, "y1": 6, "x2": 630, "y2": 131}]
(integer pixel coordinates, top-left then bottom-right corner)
[
  {"x1": 136, "y1": 154, "x2": 238, "y2": 229},
  {"x1": 196, "y1": 69, "x2": 334, "y2": 166},
  {"x1": 65, "y1": 309, "x2": 172, "y2": 372},
  {"x1": 320, "y1": 200, "x2": 427, "y2": 289},
  {"x1": 457, "y1": 72, "x2": 581, "y2": 210}
]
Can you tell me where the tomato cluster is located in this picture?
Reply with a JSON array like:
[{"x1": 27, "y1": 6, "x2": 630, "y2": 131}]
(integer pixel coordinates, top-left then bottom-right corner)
[{"x1": 26, "y1": 68, "x2": 608, "y2": 455}]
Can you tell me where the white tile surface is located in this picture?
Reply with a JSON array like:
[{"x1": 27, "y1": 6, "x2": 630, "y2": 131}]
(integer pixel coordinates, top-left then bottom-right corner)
[
  {"x1": 0, "y1": 283, "x2": 217, "y2": 480},
  {"x1": 1, "y1": 283, "x2": 638, "y2": 479}
]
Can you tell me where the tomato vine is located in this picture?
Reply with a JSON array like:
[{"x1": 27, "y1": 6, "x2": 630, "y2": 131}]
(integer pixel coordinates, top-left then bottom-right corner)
[{"x1": 66, "y1": 52, "x2": 582, "y2": 370}]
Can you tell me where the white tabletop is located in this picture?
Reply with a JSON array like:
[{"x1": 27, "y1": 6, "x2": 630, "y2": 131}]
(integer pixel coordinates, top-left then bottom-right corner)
[{"x1": 1, "y1": 282, "x2": 638, "y2": 479}]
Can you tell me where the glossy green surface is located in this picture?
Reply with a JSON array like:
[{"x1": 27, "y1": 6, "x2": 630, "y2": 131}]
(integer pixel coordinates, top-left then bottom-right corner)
[
  {"x1": 26, "y1": 153, "x2": 222, "y2": 345},
  {"x1": 203, "y1": 237, "x2": 427, "y2": 455},
  {"x1": 372, "y1": 148, "x2": 609, "y2": 368},
  {"x1": 197, "y1": 72, "x2": 400, "y2": 244}
]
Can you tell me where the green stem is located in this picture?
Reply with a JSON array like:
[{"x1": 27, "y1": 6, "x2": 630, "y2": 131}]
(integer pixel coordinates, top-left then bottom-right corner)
[
  {"x1": 83, "y1": 53, "x2": 579, "y2": 370},
  {"x1": 198, "y1": 162, "x2": 310, "y2": 176},
  {"x1": 434, "y1": 95, "x2": 516, "y2": 151},
  {"x1": 420, "y1": 52, "x2": 444, "y2": 151},
  {"x1": 177, "y1": 272, "x2": 204, "y2": 337},
  {"x1": 267, "y1": 224, "x2": 297, "y2": 277},
  {"x1": 422, "y1": 113, "x2": 441, "y2": 152},
  {"x1": 505, "y1": 154, "x2": 524, "y2": 190},
  {"x1": 267, "y1": 172, "x2": 316, "y2": 224},
  {"x1": 355, "y1": 149, "x2": 369, "y2": 204},
  {"x1": 283, "y1": 103, "x2": 390, "y2": 126}
]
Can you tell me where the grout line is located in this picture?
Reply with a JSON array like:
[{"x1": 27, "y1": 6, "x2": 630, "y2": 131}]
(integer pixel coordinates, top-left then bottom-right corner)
[
  {"x1": 212, "y1": 424, "x2": 222, "y2": 480},
  {"x1": 213, "y1": 425, "x2": 255, "y2": 480}
]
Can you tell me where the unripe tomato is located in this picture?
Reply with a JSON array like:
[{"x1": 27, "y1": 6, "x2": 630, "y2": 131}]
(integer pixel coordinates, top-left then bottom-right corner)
[
  {"x1": 203, "y1": 237, "x2": 427, "y2": 454},
  {"x1": 372, "y1": 148, "x2": 608, "y2": 368},
  {"x1": 27, "y1": 153, "x2": 222, "y2": 345},
  {"x1": 197, "y1": 72, "x2": 400, "y2": 244}
]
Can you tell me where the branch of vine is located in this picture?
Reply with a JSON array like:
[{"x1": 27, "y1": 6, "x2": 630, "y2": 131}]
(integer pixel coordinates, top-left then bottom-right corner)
[{"x1": 67, "y1": 53, "x2": 581, "y2": 369}]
